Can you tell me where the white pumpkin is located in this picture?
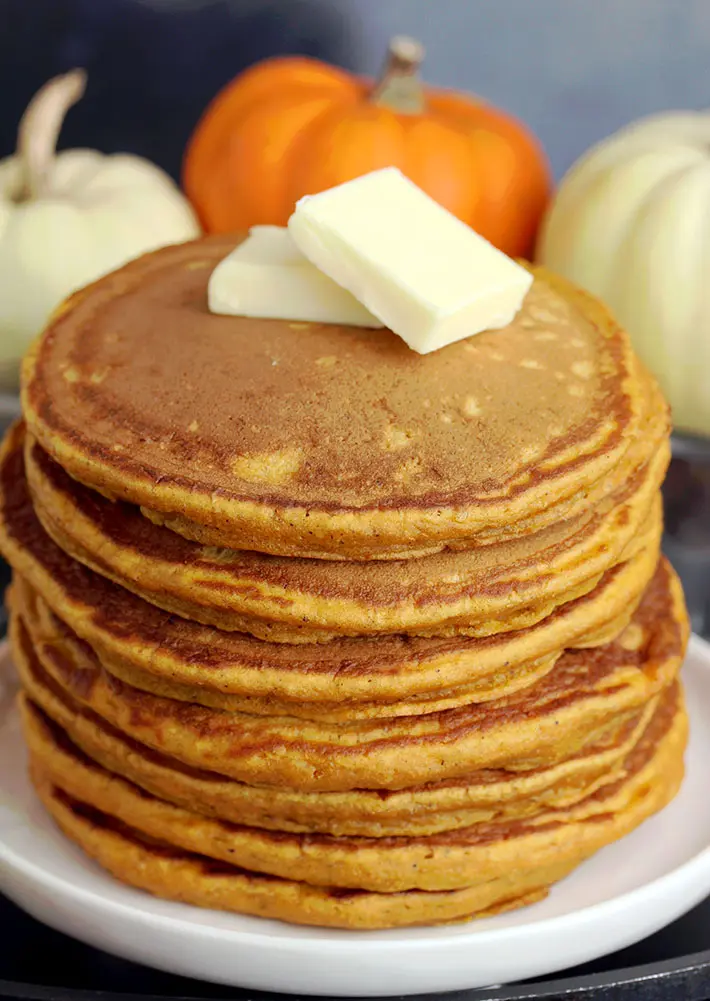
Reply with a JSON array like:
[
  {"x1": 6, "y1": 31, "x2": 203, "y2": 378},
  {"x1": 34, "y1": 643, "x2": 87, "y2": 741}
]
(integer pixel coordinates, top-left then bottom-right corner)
[
  {"x1": 537, "y1": 111, "x2": 710, "y2": 438},
  {"x1": 0, "y1": 70, "x2": 200, "y2": 389}
]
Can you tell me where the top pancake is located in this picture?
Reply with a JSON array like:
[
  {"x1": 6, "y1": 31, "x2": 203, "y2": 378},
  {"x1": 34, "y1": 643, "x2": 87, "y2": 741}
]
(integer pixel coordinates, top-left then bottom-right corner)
[{"x1": 22, "y1": 236, "x2": 657, "y2": 560}]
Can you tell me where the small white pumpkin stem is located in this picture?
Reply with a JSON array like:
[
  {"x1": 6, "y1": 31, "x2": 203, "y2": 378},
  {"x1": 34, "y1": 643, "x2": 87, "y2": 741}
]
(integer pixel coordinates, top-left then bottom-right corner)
[
  {"x1": 16, "y1": 69, "x2": 87, "y2": 201},
  {"x1": 372, "y1": 36, "x2": 426, "y2": 114}
]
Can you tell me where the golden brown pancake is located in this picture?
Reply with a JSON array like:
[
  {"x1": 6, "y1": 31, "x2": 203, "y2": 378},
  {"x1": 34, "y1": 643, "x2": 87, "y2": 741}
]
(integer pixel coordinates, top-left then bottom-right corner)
[
  {"x1": 19, "y1": 675, "x2": 658, "y2": 837},
  {"x1": 16, "y1": 576, "x2": 564, "y2": 719},
  {"x1": 11, "y1": 559, "x2": 688, "y2": 792},
  {"x1": 24, "y1": 684, "x2": 684, "y2": 893},
  {"x1": 23, "y1": 426, "x2": 666, "y2": 641},
  {"x1": 0, "y1": 427, "x2": 659, "y2": 716},
  {"x1": 22, "y1": 236, "x2": 663, "y2": 560},
  {"x1": 32, "y1": 770, "x2": 565, "y2": 929},
  {"x1": 28, "y1": 686, "x2": 685, "y2": 927}
]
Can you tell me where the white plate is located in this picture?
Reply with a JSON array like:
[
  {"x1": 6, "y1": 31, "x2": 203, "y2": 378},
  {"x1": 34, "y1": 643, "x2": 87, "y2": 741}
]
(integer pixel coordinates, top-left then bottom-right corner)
[{"x1": 2, "y1": 638, "x2": 710, "y2": 997}]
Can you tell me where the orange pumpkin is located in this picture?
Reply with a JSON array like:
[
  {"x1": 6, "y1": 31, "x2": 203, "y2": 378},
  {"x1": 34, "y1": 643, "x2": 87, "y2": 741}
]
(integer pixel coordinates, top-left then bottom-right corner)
[{"x1": 183, "y1": 37, "x2": 551, "y2": 258}]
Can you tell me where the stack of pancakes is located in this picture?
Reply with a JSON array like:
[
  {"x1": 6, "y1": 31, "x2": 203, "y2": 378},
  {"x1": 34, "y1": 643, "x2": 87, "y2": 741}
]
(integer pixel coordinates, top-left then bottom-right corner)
[{"x1": 0, "y1": 237, "x2": 689, "y2": 929}]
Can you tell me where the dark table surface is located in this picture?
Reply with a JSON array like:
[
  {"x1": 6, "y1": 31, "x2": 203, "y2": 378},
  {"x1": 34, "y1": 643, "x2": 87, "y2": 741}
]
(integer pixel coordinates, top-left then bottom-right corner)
[{"x1": 2, "y1": 442, "x2": 710, "y2": 1001}]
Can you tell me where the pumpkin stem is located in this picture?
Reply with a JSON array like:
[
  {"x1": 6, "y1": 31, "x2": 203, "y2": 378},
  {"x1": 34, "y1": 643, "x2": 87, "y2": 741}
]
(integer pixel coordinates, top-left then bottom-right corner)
[
  {"x1": 14, "y1": 69, "x2": 87, "y2": 202},
  {"x1": 372, "y1": 36, "x2": 426, "y2": 114}
]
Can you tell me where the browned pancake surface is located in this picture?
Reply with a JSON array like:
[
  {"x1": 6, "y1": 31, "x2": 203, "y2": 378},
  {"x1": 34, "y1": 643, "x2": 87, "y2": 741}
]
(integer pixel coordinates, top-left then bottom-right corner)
[
  {"x1": 23, "y1": 426, "x2": 665, "y2": 640},
  {"x1": 28, "y1": 682, "x2": 686, "y2": 927},
  {"x1": 22, "y1": 237, "x2": 654, "y2": 557},
  {"x1": 11, "y1": 558, "x2": 688, "y2": 791},
  {"x1": 0, "y1": 423, "x2": 658, "y2": 711},
  {"x1": 24, "y1": 681, "x2": 684, "y2": 892}
]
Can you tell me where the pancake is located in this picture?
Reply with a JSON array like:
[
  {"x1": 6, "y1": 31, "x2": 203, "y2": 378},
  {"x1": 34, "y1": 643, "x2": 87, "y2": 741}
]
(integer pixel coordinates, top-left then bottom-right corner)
[
  {"x1": 22, "y1": 236, "x2": 662, "y2": 560},
  {"x1": 11, "y1": 560, "x2": 689, "y2": 792},
  {"x1": 24, "y1": 683, "x2": 685, "y2": 893},
  {"x1": 9, "y1": 227, "x2": 686, "y2": 932},
  {"x1": 142, "y1": 366, "x2": 668, "y2": 560},
  {"x1": 19, "y1": 677, "x2": 657, "y2": 837},
  {"x1": 16, "y1": 576, "x2": 563, "y2": 719},
  {"x1": 142, "y1": 366, "x2": 668, "y2": 562},
  {"x1": 23, "y1": 427, "x2": 666, "y2": 641},
  {"x1": 28, "y1": 690, "x2": 685, "y2": 927},
  {"x1": 31, "y1": 772, "x2": 564, "y2": 929},
  {"x1": 0, "y1": 426, "x2": 660, "y2": 716}
]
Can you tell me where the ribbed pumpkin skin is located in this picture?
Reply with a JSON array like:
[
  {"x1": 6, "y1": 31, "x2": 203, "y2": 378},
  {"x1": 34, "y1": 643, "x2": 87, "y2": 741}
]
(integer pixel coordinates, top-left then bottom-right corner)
[
  {"x1": 537, "y1": 111, "x2": 710, "y2": 437},
  {"x1": 183, "y1": 55, "x2": 551, "y2": 259}
]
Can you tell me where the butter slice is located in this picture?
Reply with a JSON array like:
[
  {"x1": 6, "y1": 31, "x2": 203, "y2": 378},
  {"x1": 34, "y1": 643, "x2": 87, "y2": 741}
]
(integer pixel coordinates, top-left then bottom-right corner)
[
  {"x1": 288, "y1": 168, "x2": 533, "y2": 354},
  {"x1": 208, "y1": 226, "x2": 383, "y2": 327}
]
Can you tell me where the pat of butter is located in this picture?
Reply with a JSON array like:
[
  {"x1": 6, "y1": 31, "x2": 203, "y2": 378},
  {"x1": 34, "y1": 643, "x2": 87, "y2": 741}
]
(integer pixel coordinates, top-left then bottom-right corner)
[
  {"x1": 288, "y1": 168, "x2": 533, "y2": 354},
  {"x1": 208, "y1": 226, "x2": 383, "y2": 328}
]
